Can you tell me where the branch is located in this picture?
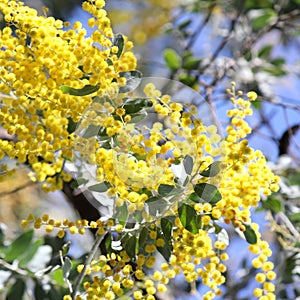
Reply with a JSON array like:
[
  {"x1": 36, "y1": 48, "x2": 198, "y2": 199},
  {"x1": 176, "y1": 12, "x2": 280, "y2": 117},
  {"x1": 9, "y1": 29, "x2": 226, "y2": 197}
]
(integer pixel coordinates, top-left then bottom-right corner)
[
  {"x1": 71, "y1": 233, "x2": 105, "y2": 299},
  {"x1": 277, "y1": 211, "x2": 300, "y2": 240},
  {"x1": 0, "y1": 181, "x2": 36, "y2": 197},
  {"x1": 242, "y1": 9, "x2": 300, "y2": 55},
  {"x1": 0, "y1": 258, "x2": 28, "y2": 276},
  {"x1": 184, "y1": 3, "x2": 215, "y2": 50},
  {"x1": 199, "y1": 0, "x2": 245, "y2": 72}
]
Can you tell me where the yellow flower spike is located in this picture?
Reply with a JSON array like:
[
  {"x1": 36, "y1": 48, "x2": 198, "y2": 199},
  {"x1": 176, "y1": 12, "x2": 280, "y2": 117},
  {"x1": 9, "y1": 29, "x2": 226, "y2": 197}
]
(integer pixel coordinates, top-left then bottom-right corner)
[
  {"x1": 57, "y1": 230, "x2": 65, "y2": 239},
  {"x1": 69, "y1": 226, "x2": 78, "y2": 234},
  {"x1": 247, "y1": 91, "x2": 258, "y2": 101},
  {"x1": 21, "y1": 220, "x2": 29, "y2": 228},
  {"x1": 45, "y1": 225, "x2": 54, "y2": 233}
]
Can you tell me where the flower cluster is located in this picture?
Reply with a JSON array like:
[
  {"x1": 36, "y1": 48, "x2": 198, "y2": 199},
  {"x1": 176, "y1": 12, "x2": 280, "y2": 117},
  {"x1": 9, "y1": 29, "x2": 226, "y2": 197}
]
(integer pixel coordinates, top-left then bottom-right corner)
[
  {"x1": 2, "y1": 1, "x2": 280, "y2": 299},
  {"x1": 23, "y1": 81, "x2": 279, "y2": 299},
  {"x1": 0, "y1": 0, "x2": 136, "y2": 191}
]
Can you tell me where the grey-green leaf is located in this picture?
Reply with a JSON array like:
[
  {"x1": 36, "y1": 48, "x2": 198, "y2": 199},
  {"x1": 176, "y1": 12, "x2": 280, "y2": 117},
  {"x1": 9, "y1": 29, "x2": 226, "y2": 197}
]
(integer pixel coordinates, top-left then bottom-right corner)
[
  {"x1": 88, "y1": 182, "x2": 110, "y2": 192},
  {"x1": 119, "y1": 71, "x2": 142, "y2": 93},
  {"x1": 193, "y1": 183, "x2": 222, "y2": 204},
  {"x1": 139, "y1": 227, "x2": 148, "y2": 247},
  {"x1": 62, "y1": 256, "x2": 72, "y2": 279},
  {"x1": 113, "y1": 33, "x2": 124, "y2": 58},
  {"x1": 158, "y1": 184, "x2": 174, "y2": 196},
  {"x1": 156, "y1": 229, "x2": 172, "y2": 261},
  {"x1": 82, "y1": 124, "x2": 100, "y2": 138},
  {"x1": 183, "y1": 155, "x2": 193, "y2": 175},
  {"x1": 200, "y1": 161, "x2": 222, "y2": 177},
  {"x1": 123, "y1": 97, "x2": 152, "y2": 114},
  {"x1": 116, "y1": 202, "x2": 128, "y2": 225},
  {"x1": 125, "y1": 235, "x2": 137, "y2": 258}
]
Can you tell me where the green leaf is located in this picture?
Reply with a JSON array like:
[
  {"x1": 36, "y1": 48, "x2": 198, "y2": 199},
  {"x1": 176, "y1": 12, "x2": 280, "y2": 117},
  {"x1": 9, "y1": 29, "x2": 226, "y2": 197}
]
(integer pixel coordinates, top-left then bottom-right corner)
[
  {"x1": 61, "y1": 241, "x2": 71, "y2": 256},
  {"x1": 81, "y1": 124, "x2": 100, "y2": 138},
  {"x1": 193, "y1": 183, "x2": 222, "y2": 204},
  {"x1": 243, "y1": 224, "x2": 257, "y2": 244},
  {"x1": 287, "y1": 170, "x2": 300, "y2": 185},
  {"x1": 0, "y1": 225, "x2": 4, "y2": 245},
  {"x1": 67, "y1": 117, "x2": 78, "y2": 134},
  {"x1": 34, "y1": 280, "x2": 47, "y2": 299},
  {"x1": 271, "y1": 58, "x2": 285, "y2": 66},
  {"x1": 19, "y1": 239, "x2": 44, "y2": 267},
  {"x1": 71, "y1": 177, "x2": 89, "y2": 188},
  {"x1": 183, "y1": 155, "x2": 193, "y2": 175},
  {"x1": 4, "y1": 230, "x2": 34, "y2": 262},
  {"x1": 178, "y1": 203, "x2": 199, "y2": 234},
  {"x1": 6, "y1": 278, "x2": 26, "y2": 300},
  {"x1": 119, "y1": 71, "x2": 142, "y2": 93},
  {"x1": 134, "y1": 211, "x2": 143, "y2": 223},
  {"x1": 179, "y1": 73, "x2": 197, "y2": 87},
  {"x1": 262, "y1": 197, "x2": 282, "y2": 213},
  {"x1": 128, "y1": 112, "x2": 147, "y2": 124},
  {"x1": 164, "y1": 48, "x2": 181, "y2": 71},
  {"x1": 139, "y1": 227, "x2": 148, "y2": 247},
  {"x1": 113, "y1": 33, "x2": 124, "y2": 58},
  {"x1": 251, "y1": 100, "x2": 261, "y2": 110},
  {"x1": 156, "y1": 229, "x2": 172, "y2": 261},
  {"x1": 123, "y1": 97, "x2": 152, "y2": 114},
  {"x1": 200, "y1": 161, "x2": 221, "y2": 177},
  {"x1": 281, "y1": 253, "x2": 298, "y2": 284},
  {"x1": 178, "y1": 19, "x2": 192, "y2": 30},
  {"x1": 62, "y1": 256, "x2": 72, "y2": 280},
  {"x1": 183, "y1": 57, "x2": 201, "y2": 70},
  {"x1": 51, "y1": 269, "x2": 65, "y2": 287},
  {"x1": 161, "y1": 218, "x2": 172, "y2": 239},
  {"x1": 48, "y1": 284, "x2": 62, "y2": 300},
  {"x1": 214, "y1": 223, "x2": 223, "y2": 234},
  {"x1": 156, "y1": 242, "x2": 171, "y2": 261},
  {"x1": 258, "y1": 45, "x2": 273, "y2": 58},
  {"x1": 116, "y1": 202, "x2": 128, "y2": 225},
  {"x1": 189, "y1": 192, "x2": 202, "y2": 202},
  {"x1": 88, "y1": 182, "x2": 110, "y2": 192},
  {"x1": 289, "y1": 212, "x2": 300, "y2": 223},
  {"x1": 61, "y1": 84, "x2": 99, "y2": 96},
  {"x1": 263, "y1": 66, "x2": 286, "y2": 76},
  {"x1": 252, "y1": 9, "x2": 277, "y2": 30},
  {"x1": 145, "y1": 196, "x2": 168, "y2": 216},
  {"x1": 125, "y1": 235, "x2": 137, "y2": 258},
  {"x1": 93, "y1": 95, "x2": 108, "y2": 104},
  {"x1": 158, "y1": 184, "x2": 174, "y2": 196},
  {"x1": 102, "y1": 233, "x2": 113, "y2": 254}
]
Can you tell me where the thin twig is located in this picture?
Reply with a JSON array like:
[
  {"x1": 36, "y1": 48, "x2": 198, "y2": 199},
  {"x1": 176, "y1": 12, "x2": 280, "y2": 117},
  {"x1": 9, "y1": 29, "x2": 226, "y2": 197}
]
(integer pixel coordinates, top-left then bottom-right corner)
[
  {"x1": 71, "y1": 233, "x2": 105, "y2": 300},
  {"x1": 276, "y1": 212, "x2": 300, "y2": 240},
  {"x1": 199, "y1": 0, "x2": 245, "y2": 72},
  {"x1": 0, "y1": 181, "x2": 36, "y2": 197},
  {"x1": 185, "y1": 3, "x2": 215, "y2": 50},
  {"x1": 242, "y1": 9, "x2": 300, "y2": 55},
  {"x1": 0, "y1": 258, "x2": 28, "y2": 276}
]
